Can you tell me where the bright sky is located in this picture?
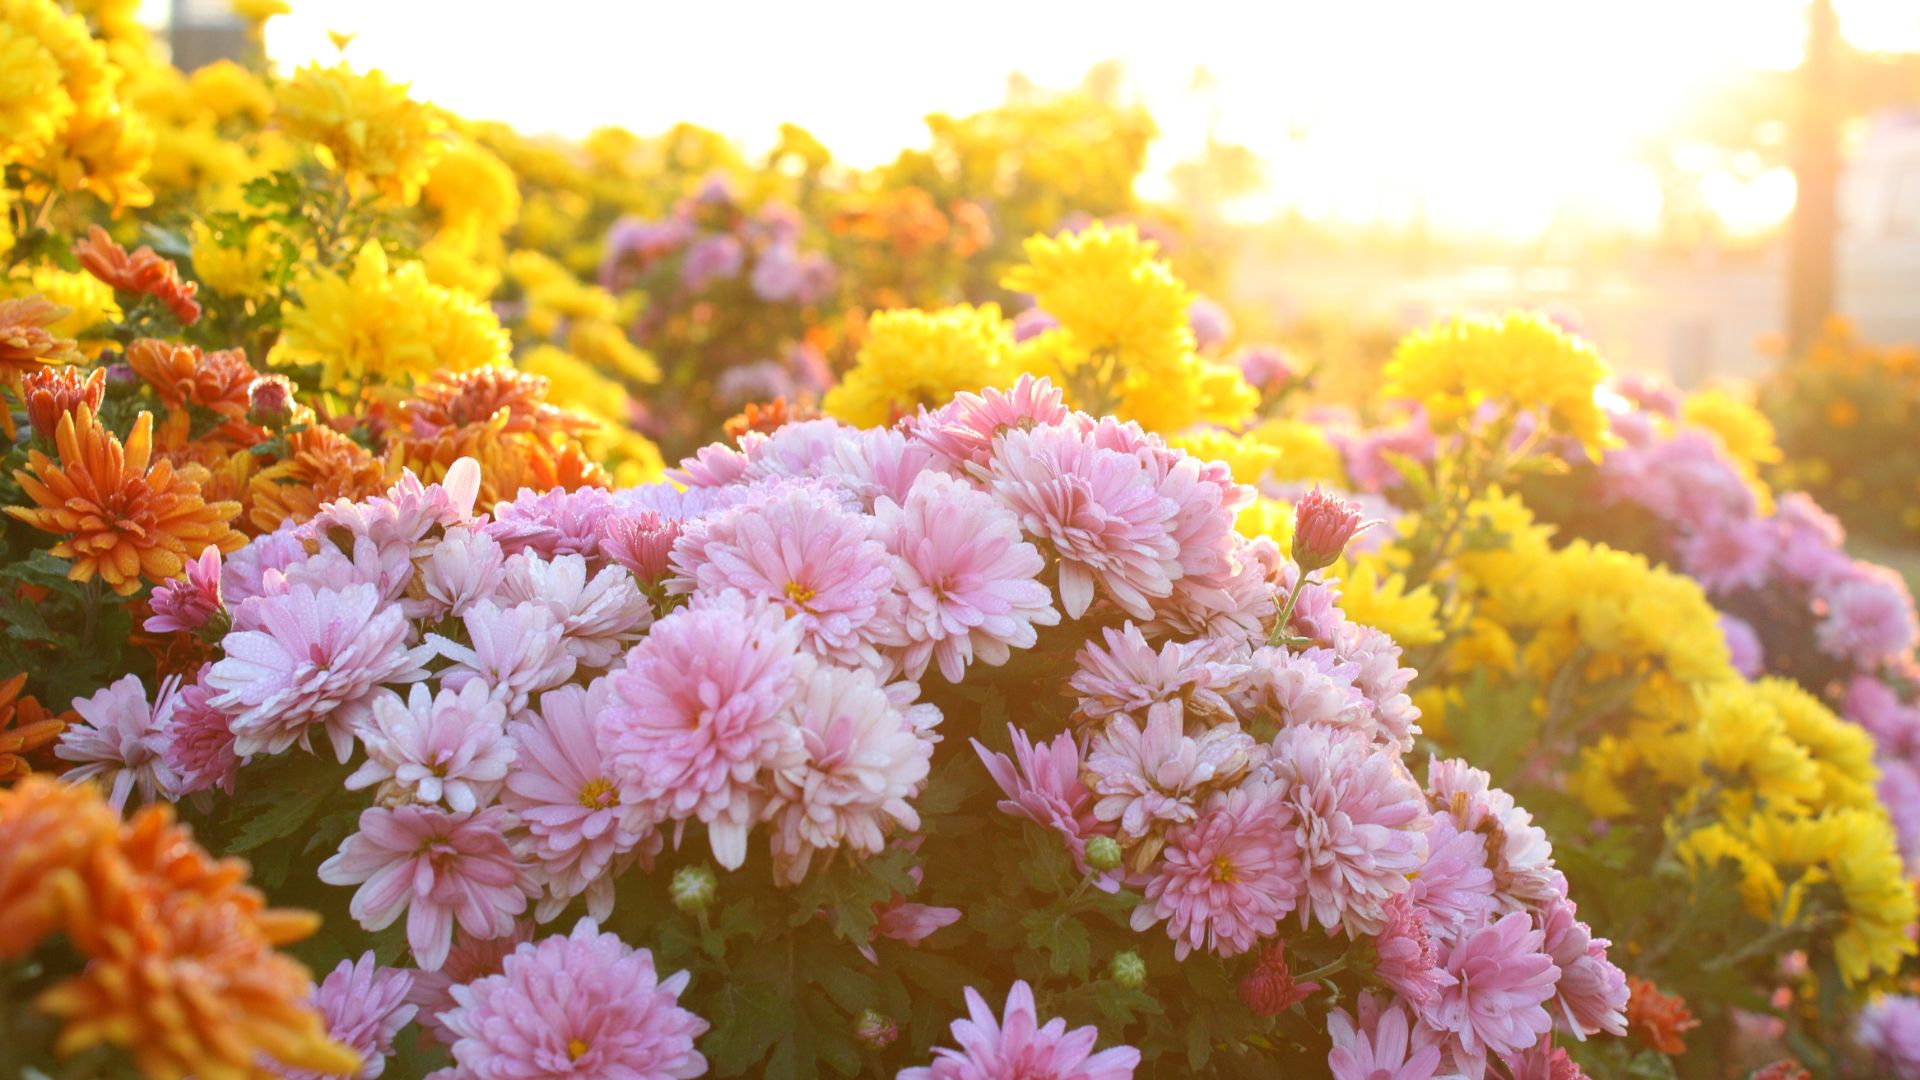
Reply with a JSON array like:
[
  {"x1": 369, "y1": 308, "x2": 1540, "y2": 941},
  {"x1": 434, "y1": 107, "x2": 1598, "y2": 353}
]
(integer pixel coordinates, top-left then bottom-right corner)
[{"x1": 254, "y1": 0, "x2": 1920, "y2": 239}]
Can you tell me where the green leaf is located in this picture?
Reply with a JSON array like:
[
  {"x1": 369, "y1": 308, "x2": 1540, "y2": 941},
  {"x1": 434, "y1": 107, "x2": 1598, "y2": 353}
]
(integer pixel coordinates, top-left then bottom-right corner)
[
  {"x1": 228, "y1": 771, "x2": 337, "y2": 853},
  {"x1": 1021, "y1": 907, "x2": 1091, "y2": 978}
]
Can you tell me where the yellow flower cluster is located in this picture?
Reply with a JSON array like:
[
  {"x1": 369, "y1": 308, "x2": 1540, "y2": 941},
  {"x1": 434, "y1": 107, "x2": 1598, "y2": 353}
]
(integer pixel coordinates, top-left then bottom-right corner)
[
  {"x1": 1384, "y1": 312, "x2": 1610, "y2": 456},
  {"x1": 0, "y1": 0, "x2": 152, "y2": 213},
  {"x1": 1682, "y1": 387, "x2": 1782, "y2": 511},
  {"x1": 274, "y1": 63, "x2": 446, "y2": 204},
  {"x1": 274, "y1": 241, "x2": 509, "y2": 393},
  {"x1": 1002, "y1": 223, "x2": 1255, "y2": 432},
  {"x1": 825, "y1": 303, "x2": 1015, "y2": 426},
  {"x1": 188, "y1": 218, "x2": 280, "y2": 301}
]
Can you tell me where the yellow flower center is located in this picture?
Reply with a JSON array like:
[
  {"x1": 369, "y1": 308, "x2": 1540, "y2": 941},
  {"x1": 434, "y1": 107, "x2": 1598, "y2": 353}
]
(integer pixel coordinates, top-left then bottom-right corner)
[
  {"x1": 577, "y1": 777, "x2": 618, "y2": 810},
  {"x1": 784, "y1": 580, "x2": 817, "y2": 607},
  {"x1": 1211, "y1": 856, "x2": 1237, "y2": 883},
  {"x1": 567, "y1": 1037, "x2": 589, "y2": 1061}
]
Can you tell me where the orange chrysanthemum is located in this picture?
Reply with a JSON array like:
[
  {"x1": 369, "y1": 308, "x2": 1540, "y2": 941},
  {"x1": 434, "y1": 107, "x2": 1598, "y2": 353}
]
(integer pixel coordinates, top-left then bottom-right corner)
[
  {"x1": 0, "y1": 673, "x2": 69, "y2": 784},
  {"x1": 0, "y1": 296, "x2": 84, "y2": 439},
  {"x1": 124, "y1": 338, "x2": 258, "y2": 417},
  {"x1": 1626, "y1": 976, "x2": 1700, "y2": 1055},
  {"x1": 74, "y1": 225, "x2": 202, "y2": 326},
  {"x1": 20, "y1": 365, "x2": 106, "y2": 443},
  {"x1": 247, "y1": 425, "x2": 387, "y2": 533},
  {"x1": 724, "y1": 396, "x2": 814, "y2": 442},
  {"x1": 397, "y1": 367, "x2": 597, "y2": 443},
  {"x1": 0, "y1": 777, "x2": 119, "y2": 959},
  {"x1": 6, "y1": 405, "x2": 244, "y2": 596}
]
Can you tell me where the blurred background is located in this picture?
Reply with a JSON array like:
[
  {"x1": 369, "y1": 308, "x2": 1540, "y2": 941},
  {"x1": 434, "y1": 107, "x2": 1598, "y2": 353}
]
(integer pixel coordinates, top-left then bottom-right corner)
[{"x1": 155, "y1": 0, "x2": 1920, "y2": 386}]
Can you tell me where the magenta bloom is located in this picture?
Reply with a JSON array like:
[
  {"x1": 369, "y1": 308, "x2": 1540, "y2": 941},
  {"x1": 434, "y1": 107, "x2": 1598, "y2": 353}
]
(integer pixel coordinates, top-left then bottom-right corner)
[
  {"x1": 145, "y1": 544, "x2": 224, "y2": 634},
  {"x1": 442, "y1": 918, "x2": 709, "y2": 1080},
  {"x1": 1292, "y1": 484, "x2": 1370, "y2": 573},
  {"x1": 908, "y1": 374, "x2": 1070, "y2": 469},
  {"x1": 877, "y1": 470, "x2": 1058, "y2": 683},
  {"x1": 1817, "y1": 566, "x2": 1919, "y2": 665},
  {"x1": 161, "y1": 676, "x2": 241, "y2": 796},
  {"x1": 504, "y1": 680, "x2": 660, "y2": 921},
  {"x1": 1374, "y1": 894, "x2": 1454, "y2": 1008},
  {"x1": 1421, "y1": 911, "x2": 1561, "y2": 1069},
  {"x1": 1071, "y1": 623, "x2": 1250, "y2": 728},
  {"x1": 486, "y1": 486, "x2": 616, "y2": 560},
  {"x1": 57, "y1": 673, "x2": 179, "y2": 811},
  {"x1": 1536, "y1": 894, "x2": 1628, "y2": 1040},
  {"x1": 681, "y1": 233, "x2": 743, "y2": 290},
  {"x1": 346, "y1": 681, "x2": 514, "y2": 813},
  {"x1": 206, "y1": 582, "x2": 433, "y2": 761},
  {"x1": 986, "y1": 422, "x2": 1179, "y2": 620},
  {"x1": 899, "y1": 980, "x2": 1140, "y2": 1080},
  {"x1": 603, "y1": 591, "x2": 804, "y2": 869},
  {"x1": 972, "y1": 723, "x2": 1113, "y2": 884},
  {"x1": 600, "y1": 510, "x2": 684, "y2": 583},
  {"x1": 1856, "y1": 994, "x2": 1920, "y2": 1080},
  {"x1": 430, "y1": 600, "x2": 579, "y2": 716},
  {"x1": 1677, "y1": 518, "x2": 1774, "y2": 596},
  {"x1": 1327, "y1": 994, "x2": 1442, "y2": 1080},
  {"x1": 275, "y1": 952, "x2": 416, "y2": 1079},
  {"x1": 1129, "y1": 780, "x2": 1303, "y2": 960},
  {"x1": 318, "y1": 804, "x2": 532, "y2": 972},
  {"x1": 672, "y1": 484, "x2": 898, "y2": 670}
]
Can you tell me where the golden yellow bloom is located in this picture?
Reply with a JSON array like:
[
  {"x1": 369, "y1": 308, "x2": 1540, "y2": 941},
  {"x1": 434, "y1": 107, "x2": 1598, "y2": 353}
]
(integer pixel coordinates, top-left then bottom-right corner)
[
  {"x1": 188, "y1": 219, "x2": 280, "y2": 300},
  {"x1": 1337, "y1": 555, "x2": 1444, "y2": 647},
  {"x1": 229, "y1": 0, "x2": 291, "y2": 22},
  {"x1": 186, "y1": 59, "x2": 271, "y2": 124},
  {"x1": 1003, "y1": 224, "x2": 1191, "y2": 379},
  {"x1": 7, "y1": 405, "x2": 244, "y2": 594},
  {"x1": 1385, "y1": 312, "x2": 1610, "y2": 456},
  {"x1": 425, "y1": 134, "x2": 521, "y2": 229},
  {"x1": 520, "y1": 344, "x2": 630, "y2": 423},
  {"x1": 507, "y1": 249, "x2": 619, "y2": 334},
  {"x1": 569, "y1": 318, "x2": 659, "y2": 384},
  {"x1": 825, "y1": 303, "x2": 1014, "y2": 426},
  {"x1": 275, "y1": 241, "x2": 508, "y2": 392},
  {"x1": 7, "y1": 266, "x2": 118, "y2": 339},
  {"x1": 419, "y1": 218, "x2": 505, "y2": 298},
  {"x1": 274, "y1": 62, "x2": 445, "y2": 203},
  {"x1": 0, "y1": 0, "x2": 96, "y2": 166}
]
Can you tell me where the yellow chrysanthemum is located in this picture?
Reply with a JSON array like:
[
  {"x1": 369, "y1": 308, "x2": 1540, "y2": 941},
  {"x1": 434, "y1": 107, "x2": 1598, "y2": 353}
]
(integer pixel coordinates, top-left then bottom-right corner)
[
  {"x1": 0, "y1": 0, "x2": 94, "y2": 165},
  {"x1": 824, "y1": 303, "x2": 1015, "y2": 426},
  {"x1": 1682, "y1": 386, "x2": 1780, "y2": 510},
  {"x1": 569, "y1": 318, "x2": 659, "y2": 384},
  {"x1": 1246, "y1": 418, "x2": 1347, "y2": 485},
  {"x1": 186, "y1": 58, "x2": 272, "y2": 124},
  {"x1": 274, "y1": 62, "x2": 445, "y2": 203},
  {"x1": 1675, "y1": 822, "x2": 1783, "y2": 921},
  {"x1": 1753, "y1": 677, "x2": 1879, "y2": 811},
  {"x1": 230, "y1": 0, "x2": 291, "y2": 21},
  {"x1": 520, "y1": 344, "x2": 630, "y2": 423},
  {"x1": 424, "y1": 135, "x2": 521, "y2": 230},
  {"x1": 1003, "y1": 224, "x2": 1191, "y2": 377},
  {"x1": 419, "y1": 218, "x2": 505, "y2": 299},
  {"x1": 188, "y1": 219, "x2": 280, "y2": 300},
  {"x1": 8, "y1": 266, "x2": 118, "y2": 339},
  {"x1": 1168, "y1": 430, "x2": 1281, "y2": 487},
  {"x1": 1384, "y1": 312, "x2": 1610, "y2": 456},
  {"x1": 1337, "y1": 555, "x2": 1444, "y2": 647}
]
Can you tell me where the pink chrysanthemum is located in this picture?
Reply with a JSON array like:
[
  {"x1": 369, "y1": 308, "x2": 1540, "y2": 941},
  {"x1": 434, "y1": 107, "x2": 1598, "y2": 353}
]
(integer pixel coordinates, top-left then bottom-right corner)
[
  {"x1": 280, "y1": 532, "x2": 415, "y2": 605},
  {"x1": 599, "y1": 510, "x2": 684, "y2": 583},
  {"x1": 145, "y1": 544, "x2": 225, "y2": 634},
  {"x1": 486, "y1": 486, "x2": 616, "y2": 560},
  {"x1": 972, "y1": 723, "x2": 1114, "y2": 885},
  {"x1": 985, "y1": 423, "x2": 1179, "y2": 621},
  {"x1": 1817, "y1": 566, "x2": 1919, "y2": 665},
  {"x1": 161, "y1": 676, "x2": 241, "y2": 796},
  {"x1": 1720, "y1": 613, "x2": 1767, "y2": 678},
  {"x1": 764, "y1": 661, "x2": 937, "y2": 885},
  {"x1": 1374, "y1": 894, "x2": 1455, "y2": 1008},
  {"x1": 908, "y1": 374, "x2": 1072, "y2": 470},
  {"x1": 740, "y1": 417, "x2": 852, "y2": 482},
  {"x1": 1129, "y1": 780, "x2": 1303, "y2": 959},
  {"x1": 1270, "y1": 724, "x2": 1429, "y2": 936},
  {"x1": 1249, "y1": 645, "x2": 1372, "y2": 734},
  {"x1": 670, "y1": 440, "x2": 750, "y2": 488},
  {"x1": 311, "y1": 461, "x2": 481, "y2": 567},
  {"x1": 877, "y1": 470, "x2": 1058, "y2": 684},
  {"x1": 1856, "y1": 994, "x2": 1920, "y2": 1080},
  {"x1": 498, "y1": 551, "x2": 653, "y2": 669},
  {"x1": 1426, "y1": 758, "x2": 1559, "y2": 911},
  {"x1": 1145, "y1": 532, "x2": 1283, "y2": 641},
  {"x1": 603, "y1": 591, "x2": 804, "y2": 869},
  {"x1": 222, "y1": 524, "x2": 310, "y2": 606},
  {"x1": 318, "y1": 804, "x2": 532, "y2": 972},
  {"x1": 900, "y1": 979, "x2": 1140, "y2": 1080},
  {"x1": 671, "y1": 484, "x2": 898, "y2": 670},
  {"x1": 1678, "y1": 518, "x2": 1775, "y2": 596},
  {"x1": 1086, "y1": 712, "x2": 1261, "y2": 850},
  {"x1": 1537, "y1": 893, "x2": 1628, "y2": 1040},
  {"x1": 431, "y1": 600, "x2": 579, "y2": 716},
  {"x1": 407, "y1": 924, "x2": 533, "y2": 1044},
  {"x1": 1333, "y1": 623, "x2": 1423, "y2": 752},
  {"x1": 504, "y1": 680, "x2": 660, "y2": 922},
  {"x1": 346, "y1": 681, "x2": 514, "y2": 813},
  {"x1": 1090, "y1": 419, "x2": 1250, "y2": 615},
  {"x1": 442, "y1": 918, "x2": 709, "y2": 1080},
  {"x1": 274, "y1": 952, "x2": 417, "y2": 1080},
  {"x1": 821, "y1": 426, "x2": 945, "y2": 510},
  {"x1": 410, "y1": 526, "x2": 507, "y2": 622},
  {"x1": 57, "y1": 673, "x2": 179, "y2": 811},
  {"x1": 1071, "y1": 623, "x2": 1250, "y2": 728},
  {"x1": 1407, "y1": 814, "x2": 1498, "y2": 944},
  {"x1": 1328, "y1": 994, "x2": 1443, "y2": 1080},
  {"x1": 1421, "y1": 911, "x2": 1561, "y2": 1069},
  {"x1": 206, "y1": 582, "x2": 434, "y2": 761}
]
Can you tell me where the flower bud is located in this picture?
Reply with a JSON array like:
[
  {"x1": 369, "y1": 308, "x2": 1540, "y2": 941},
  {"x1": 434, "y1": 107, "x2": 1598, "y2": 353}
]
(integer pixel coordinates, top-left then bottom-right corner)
[
  {"x1": 670, "y1": 864, "x2": 717, "y2": 913},
  {"x1": 1108, "y1": 950, "x2": 1146, "y2": 989},
  {"x1": 854, "y1": 1009, "x2": 898, "y2": 1051},
  {"x1": 1290, "y1": 484, "x2": 1370, "y2": 574},
  {"x1": 600, "y1": 510, "x2": 683, "y2": 583},
  {"x1": 21, "y1": 366, "x2": 106, "y2": 442},
  {"x1": 1085, "y1": 835, "x2": 1123, "y2": 873},
  {"x1": 103, "y1": 361, "x2": 140, "y2": 393},
  {"x1": 247, "y1": 374, "x2": 297, "y2": 429}
]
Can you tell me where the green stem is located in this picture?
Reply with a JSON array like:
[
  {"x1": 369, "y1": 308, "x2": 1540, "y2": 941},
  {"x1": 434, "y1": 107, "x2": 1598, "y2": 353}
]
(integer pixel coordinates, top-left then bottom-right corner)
[
  {"x1": 1292, "y1": 955, "x2": 1348, "y2": 985},
  {"x1": 1267, "y1": 570, "x2": 1313, "y2": 647}
]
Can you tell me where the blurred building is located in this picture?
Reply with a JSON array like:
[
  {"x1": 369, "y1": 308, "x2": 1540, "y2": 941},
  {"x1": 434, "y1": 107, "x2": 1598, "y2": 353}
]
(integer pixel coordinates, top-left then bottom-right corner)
[
  {"x1": 1839, "y1": 109, "x2": 1920, "y2": 343},
  {"x1": 167, "y1": 0, "x2": 248, "y2": 72}
]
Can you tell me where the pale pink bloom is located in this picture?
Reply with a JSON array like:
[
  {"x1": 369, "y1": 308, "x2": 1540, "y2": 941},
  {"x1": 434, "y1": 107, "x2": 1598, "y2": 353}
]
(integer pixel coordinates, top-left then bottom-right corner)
[
  {"x1": 1856, "y1": 994, "x2": 1920, "y2": 1080},
  {"x1": 972, "y1": 723, "x2": 1115, "y2": 886},
  {"x1": 599, "y1": 510, "x2": 683, "y2": 582},
  {"x1": 161, "y1": 677, "x2": 241, "y2": 796},
  {"x1": 1086, "y1": 712, "x2": 1261, "y2": 845},
  {"x1": 1375, "y1": 894, "x2": 1455, "y2": 1008},
  {"x1": 899, "y1": 979, "x2": 1140, "y2": 1080},
  {"x1": 908, "y1": 374, "x2": 1071, "y2": 470},
  {"x1": 603, "y1": 591, "x2": 804, "y2": 869},
  {"x1": 274, "y1": 952, "x2": 416, "y2": 1079},
  {"x1": 986, "y1": 423, "x2": 1179, "y2": 620},
  {"x1": 1720, "y1": 613, "x2": 1767, "y2": 678},
  {"x1": 873, "y1": 895, "x2": 963, "y2": 957},
  {"x1": 1536, "y1": 894, "x2": 1628, "y2": 1040},
  {"x1": 1070, "y1": 623, "x2": 1250, "y2": 728},
  {"x1": 1188, "y1": 296, "x2": 1232, "y2": 349},
  {"x1": 280, "y1": 534, "x2": 414, "y2": 605},
  {"x1": 1678, "y1": 518, "x2": 1774, "y2": 596},
  {"x1": 1421, "y1": 912, "x2": 1561, "y2": 1069},
  {"x1": 407, "y1": 924, "x2": 533, "y2": 1043},
  {"x1": 1427, "y1": 758, "x2": 1559, "y2": 911},
  {"x1": 347, "y1": 682, "x2": 514, "y2": 813},
  {"x1": 1129, "y1": 780, "x2": 1302, "y2": 959},
  {"x1": 442, "y1": 918, "x2": 709, "y2": 1080},
  {"x1": 207, "y1": 582, "x2": 433, "y2": 761},
  {"x1": 430, "y1": 601, "x2": 579, "y2": 716},
  {"x1": 222, "y1": 523, "x2": 309, "y2": 606},
  {"x1": 878, "y1": 470, "x2": 1057, "y2": 683},
  {"x1": 1085, "y1": 421, "x2": 1246, "y2": 615},
  {"x1": 145, "y1": 544, "x2": 224, "y2": 634},
  {"x1": 1499, "y1": 1038, "x2": 1590, "y2": 1080},
  {"x1": 1271, "y1": 724, "x2": 1429, "y2": 936},
  {"x1": 764, "y1": 661, "x2": 937, "y2": 885},
  {"x1": 315, "y1": 460, "x2": 479, "y2": 552},
  {"x1": 1144, "y1": 532, "x2": 1283, "y2": 641},
  {"x1": 1272, "y1": 560, "x2": 1347, "y2": 647},
  {"x1": 1333, "y1": 624, "x2": 1423, "y2": 752},
  {"x1": 1817, "y1": 566, "x2": 1919, "y2": 665},
  {"x1": 504, "y1": 680, "x2": 660, "y2": 922},
  {"x1": 498, "y1": 552, "x2": 652, "y2": 669},
  {"x1": 821, "y1": 425, "x2": 945, "y2": 510},
  {"x1": 485, "y1": 486, "x2": 615, "y2": 560},
  {"x1": 1293, "y1": 484, "x2": 1371, "y2": 573},
  {"x1": 410, "y1": 526, "x2": 506, "y2": 622},
  {"x1": 1407, "y1": 814, "x2": 1498, "y2": 944},
  {"x1": 58, "y1": 673, "x2": 179, "y2": 811},
  {"x1": 1249, "y1": 645, "x2": 1371, "y2": 734},
  {"x1": 318, "y1": 804, "x2": 532, "y2": 972},
  {"x1": 671, "y1": 484, "x2": 898, "y2": 670},
  {"x1": 1328, "y1": 994, "x2": 1443, "y2": 1080},
  {"x1": 739, "y1": 417, "x2": 851, "y2": 482},
  {"x1": 670, "y1": 440, "x2": 750, "y2": 488}
]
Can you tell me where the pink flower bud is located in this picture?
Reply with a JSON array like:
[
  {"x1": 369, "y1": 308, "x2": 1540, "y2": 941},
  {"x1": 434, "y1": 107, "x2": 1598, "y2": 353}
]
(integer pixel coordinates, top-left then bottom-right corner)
[
  {"x1": 1290, "y1": 485, "x2": 1369, "y2": 573},
  {"x1": 145, "y1": 545, "x2": 226, "y2": 635},
  {"x1": 246, "y1": 374, "x2": 296, "y2": 428},
  {"x1": 599, "y1": 511, "x2": 683, "y2": 582},
  {"x1": 854, "y1": 1009, "x2": 898, "y2": 1051},
  {"x1": 1237, "y1": 941, "x2": 1319, "y2": 1017}
]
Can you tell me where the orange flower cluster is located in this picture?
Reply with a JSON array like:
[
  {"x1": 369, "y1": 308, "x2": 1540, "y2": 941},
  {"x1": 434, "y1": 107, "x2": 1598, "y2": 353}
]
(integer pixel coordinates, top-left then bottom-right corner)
[
  {"x1": 245, "y1": 424, "x2": 388, "y2": 532},
  {"x1": 724, "y1": 395, "x2": 813, "y2": 441},
  {"x1": 125, "y1": 338, "x2": 257, "y2": 419},
  {"x1": 0, "y1": 296, "x2": 84, "y2": 438},
  {"x1": 385, "y1": 367, "x2": 609, "y2": 511},
  {"x1": 1626, "y1": 975, "x2": 1701, "y2": 1055},
  {"x1": 75, "y1": 226, "x2": 203, "y2": 325},
  {"x1": 6, "y1": 404, "x2": 244, "y2": 596},
  {"x1": 0, "y1": 778, "x2": 357, "y2": 1079},
  {"x1": 20, "y1": 365, "x2": 106, "y2": 442},
  {"x1": 0, "y1": 673, "x2": 68, "y2": 783}
]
